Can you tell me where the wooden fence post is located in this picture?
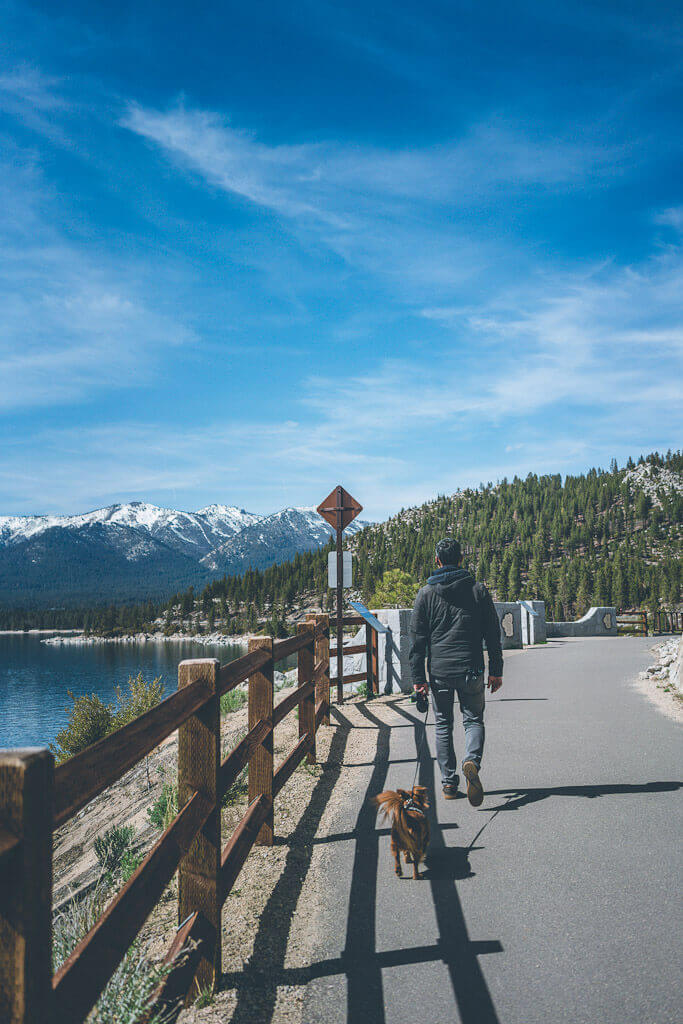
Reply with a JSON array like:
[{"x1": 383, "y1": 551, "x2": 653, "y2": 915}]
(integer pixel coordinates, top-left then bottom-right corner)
[
  {"x1": 372, "y1": 628, "x2": 379, "y2": 695},
  {"x1": 0, "y1": 749, "x2": 54, "y2": 1024},
  {"x1": 177, "y1": 659, "x2": 221, "y2": 995},
  {"x1": 365, "y1": 623, "x2": 373, "y2": 695},
  {"x1": 248, "y1": 637, "x2": 273, "y2": 846},
  {"x1": 301, "y1": 620, "x2": 316, "y2": 764},
  {"x1": 314, "y1": 614, "x2": 330, "y2": 726}
]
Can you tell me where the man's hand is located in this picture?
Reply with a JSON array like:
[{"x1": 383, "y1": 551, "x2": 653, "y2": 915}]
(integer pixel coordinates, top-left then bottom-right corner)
[
  {"x1": 413, "y1": 683, "x2": 429, "y2": 698},
  {"x1": 487, "y1": 676, "x2": 503, "y2": 694}
]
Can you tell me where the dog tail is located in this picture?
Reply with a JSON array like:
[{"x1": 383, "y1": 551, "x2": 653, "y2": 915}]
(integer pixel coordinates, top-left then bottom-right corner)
[{"x1": 372, "y1": 790, "x2": 404, "y2": 822}]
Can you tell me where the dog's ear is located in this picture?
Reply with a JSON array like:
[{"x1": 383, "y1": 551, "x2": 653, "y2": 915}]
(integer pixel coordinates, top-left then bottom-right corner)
[{"x1": 413, "y1": 785, "x2": 429, "y2": 808}]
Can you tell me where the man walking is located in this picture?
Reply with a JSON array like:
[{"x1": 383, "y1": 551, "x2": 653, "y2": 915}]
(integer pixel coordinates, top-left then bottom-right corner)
[{"x1": 409, "y1": 538, "x2": 503, "y2": 806}]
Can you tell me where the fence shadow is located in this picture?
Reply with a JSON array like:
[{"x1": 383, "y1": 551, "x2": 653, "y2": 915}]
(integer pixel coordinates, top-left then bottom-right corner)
[
  {"x1": 338, "y1": 700, "x2": 396, "y2": 1024},
  {"x1": 219, "y1": 713, "x2": 353, "y2": 1023},
  {"x1": 389, "y1": 699, "x2": 503, "y2": 1024}
]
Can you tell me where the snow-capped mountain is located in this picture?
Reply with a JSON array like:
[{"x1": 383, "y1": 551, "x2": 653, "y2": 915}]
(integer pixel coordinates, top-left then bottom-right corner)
[
  {"x1": 0, "y1": 502, "x2": 260, "y2": 559},
  {"x1": 201, "y1": 506, "x2": 365, "y2": 574},
  {"x1": 0, "y1": 501, "x2": 367, "y2": 605}
]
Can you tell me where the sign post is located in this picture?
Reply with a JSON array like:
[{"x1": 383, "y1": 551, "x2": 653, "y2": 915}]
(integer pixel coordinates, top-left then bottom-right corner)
[{"x1": 316, "y1": 486, "x2": 362, "y2": 703}]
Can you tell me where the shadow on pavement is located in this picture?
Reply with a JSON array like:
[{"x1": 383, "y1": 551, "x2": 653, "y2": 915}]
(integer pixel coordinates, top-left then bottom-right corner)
[
  {"x1": 339, "y1": 700, "x2": 393, "y2": 1024},
  {"x1": 485, "y1": 780, "x2": 682, "y2": 811},
  {"x1": 390, "y1": 699, "x2": 503, "y2": 1024}
]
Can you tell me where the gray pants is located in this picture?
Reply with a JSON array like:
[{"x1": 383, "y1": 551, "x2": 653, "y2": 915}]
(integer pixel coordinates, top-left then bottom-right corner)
[{"x1": 430, "y1": 673, "x2": 485, "y2": 786}]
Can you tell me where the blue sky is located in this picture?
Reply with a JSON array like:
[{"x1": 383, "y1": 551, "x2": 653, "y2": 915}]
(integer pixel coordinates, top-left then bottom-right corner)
[{"x1": 1, "y1": 1, "x2": 682, "y2": 520}]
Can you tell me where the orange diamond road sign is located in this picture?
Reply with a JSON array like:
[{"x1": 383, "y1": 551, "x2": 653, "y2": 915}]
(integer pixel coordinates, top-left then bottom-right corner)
[{"x1": 316, "y1": 486, "x2": 363, "y2": 531}]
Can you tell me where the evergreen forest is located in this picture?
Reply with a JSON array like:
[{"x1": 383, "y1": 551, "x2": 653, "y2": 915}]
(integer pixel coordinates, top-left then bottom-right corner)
[{"x1": 2, "y1": 451, "x2": 680, "y2": 635}]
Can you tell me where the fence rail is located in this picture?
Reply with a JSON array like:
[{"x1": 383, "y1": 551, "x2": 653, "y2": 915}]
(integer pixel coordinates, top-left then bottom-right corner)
[
  {"x1": 652, "y1": 609, "x2": 683, "y2": 634},
  {"x1": 617, "y1": 609, "x2": 682, "y2": 636},
  {"x1": 331, "y1": 614, "x2": 381, "y2": 702},
  {"x1": 0, "y1": 611, "x2": 353, "y2": 1024},
  {"x1": 617, "y1": 610, "x2": 648, "y2": 636}
]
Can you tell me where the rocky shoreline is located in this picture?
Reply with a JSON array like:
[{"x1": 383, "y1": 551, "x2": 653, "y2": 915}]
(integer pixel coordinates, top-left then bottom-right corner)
[
  {"x1": 634, "y1": 634, "x2": 683, "y2": 722},
  {"x1": 640, "y1": 635, "x2": 683, "y2": 694},
  {"x1": 42, "y1": 631, "x2": 251, "y2": 647}
]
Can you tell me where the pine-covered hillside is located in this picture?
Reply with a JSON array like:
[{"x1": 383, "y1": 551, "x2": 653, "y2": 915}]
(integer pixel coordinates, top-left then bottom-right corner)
[
  {"x1": 352, "y1": 452, "x2": 682, "y2": 621},
  {"x1": 3, "y1": 451, "x2": 680, "y2": 634}
]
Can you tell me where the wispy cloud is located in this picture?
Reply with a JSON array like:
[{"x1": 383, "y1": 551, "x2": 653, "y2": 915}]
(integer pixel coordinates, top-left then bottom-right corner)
[
  {"x1": 0, "y1": 158, "x2": 193, "y2": 412},
  {"x1": 0, "y1": 64, "x2": 66, "y2": 111},
  {"x1": 654, "y1": 206, "x2": 683, "y2": 232},
  {"x1": 122, "y1": 102, "x2": 625, "y2": 223},
  {"x1": 3, "y1": 239, "x2": 680, "y2": 517}
]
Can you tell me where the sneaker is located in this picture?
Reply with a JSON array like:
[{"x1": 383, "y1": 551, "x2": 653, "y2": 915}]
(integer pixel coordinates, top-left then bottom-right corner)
[
  {"x1": 442, "y1": 774, "x2": 460, "y2": 799},
  {"x1": 462, "y1": 761, "x2": 484, "y2": 807}
]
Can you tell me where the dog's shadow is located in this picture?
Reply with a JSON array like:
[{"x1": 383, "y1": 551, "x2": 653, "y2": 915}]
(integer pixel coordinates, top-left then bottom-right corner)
[{"x1": 422, "y1": 844, "x2": 480, "y2": 881}]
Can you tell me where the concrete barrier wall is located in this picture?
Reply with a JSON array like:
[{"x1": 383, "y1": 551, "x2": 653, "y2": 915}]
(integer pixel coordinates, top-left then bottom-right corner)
[
  {"x1": 337, "y1": 602, "x2": 524, "y2": 695},
  {"x1": 546, "y1": 606, "x2": 618, "y2": 638},
  {"x1": 520, "y1": 600, "x2": 547, "y2": 645},
  {"x1": 494, "y1": 602, "x2": 523, "y2": 650},
  {"x1": 329, "y1": 608, "x2": 411, "y2": 695},
  {"x1": 330, "y1": 600, "x2": 617, "y2": 696}
]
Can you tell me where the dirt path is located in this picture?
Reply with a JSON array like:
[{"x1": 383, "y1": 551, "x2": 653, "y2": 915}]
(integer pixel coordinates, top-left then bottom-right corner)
[{"x1": 177, "y1": 692, "x2": 383, "y2": 1023}]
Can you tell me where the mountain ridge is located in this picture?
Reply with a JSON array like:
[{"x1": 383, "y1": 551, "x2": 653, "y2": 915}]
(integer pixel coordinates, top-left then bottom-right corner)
[{"x1": 0, "y1": 500, "x2": 367, "y2": 606}]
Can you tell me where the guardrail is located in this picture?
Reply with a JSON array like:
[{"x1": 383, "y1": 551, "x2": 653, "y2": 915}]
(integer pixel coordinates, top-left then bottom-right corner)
[{"x1": 0, "y1": 613, "x2": 330, "y2": 1024}]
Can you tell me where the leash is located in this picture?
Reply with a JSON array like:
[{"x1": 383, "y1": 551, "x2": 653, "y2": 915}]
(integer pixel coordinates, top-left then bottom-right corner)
[{"x1": 408, "y1": 695, "x2": 430, "y2": 797}]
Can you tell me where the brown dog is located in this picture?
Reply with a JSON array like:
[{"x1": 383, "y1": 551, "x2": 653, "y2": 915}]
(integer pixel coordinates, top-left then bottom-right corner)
[{"x1": 373, "y1": 786, "x2": 430, "y2": 879}]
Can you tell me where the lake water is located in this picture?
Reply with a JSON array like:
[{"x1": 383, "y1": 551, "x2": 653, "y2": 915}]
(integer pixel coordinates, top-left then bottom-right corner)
[{"x1": 0, "y1": 634, "x2": 251, "y2": 749}]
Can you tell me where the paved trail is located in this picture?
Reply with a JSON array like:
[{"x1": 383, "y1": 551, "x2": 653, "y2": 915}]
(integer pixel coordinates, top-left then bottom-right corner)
[{"x1": 303, "y1": 637, "x2": 682, "y2": 1024}]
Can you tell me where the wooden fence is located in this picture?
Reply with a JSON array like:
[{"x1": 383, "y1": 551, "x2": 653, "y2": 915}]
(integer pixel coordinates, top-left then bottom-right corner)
[
  {"x1": 652, "y1": 609, "x2": 682, "y2": 635},
  {"x1": 617, "y1": 610, "x2": 648, "y2": 636},
  {"x1": 0, "y1": 612, "x2": 343, "y2": 1023},
  {"x1": 617, "y1": 609, "x2": 682, "y2": 636},
  {"x1": 330, "y1": 614, "x2": 379, "y2": 703}
]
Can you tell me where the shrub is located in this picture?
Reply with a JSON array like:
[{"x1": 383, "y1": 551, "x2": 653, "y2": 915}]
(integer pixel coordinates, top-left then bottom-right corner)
[
  {"x1": 94, "y1": 824, "x2": 135, "y2": 875},
  {"x1": 50, "y1": 692, "x2": 114, "y2": 764},
  {"x1": 369, "y1": 569, "x2": 420, "y2": 608},
  {"x1": 222, "y1": 766, "x2": 248, "y2": 807},
  {"x1": 114, "y1": 673, "x2": 164, "y2": 728},
  {"x1": 220, "y1": 687, "x2": 247, "y2": 715},
  {"x1": 148, "y1": 783, "x2": 178, "y2": 830},
  {"x1": 53, "y1": 883, "x2": 170, "y2": 1023},
  {"x1": 50, "y1": 675, "x2": 164, "y2": 764},
  {"x1": 120, "y1": 848, "x2": 145, "y2": 883},
  {"x1": 355, "y1": 681, "x2": 369, "y2": 698}
]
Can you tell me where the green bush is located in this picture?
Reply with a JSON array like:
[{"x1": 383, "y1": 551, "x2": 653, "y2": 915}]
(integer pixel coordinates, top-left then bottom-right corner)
[
  {"x1": 50, "y1": 675, "x2": 164, "y2": 764},
  {"x1": 94, "y1": 824, "x2": 135, "y2": 875},
  {"x1": 148, "y1": 783, "x2": 178, "y2": 830},
  {"x1": 53, "y1": 883, "x2": 169, "y2": 1023},
  {"x1": 51, "y1": 692, "x2": 114, "y2": 764},
  {"x1": 222, "y1": 766, "x2": 248, "y2": 807},
  {"x1": 220, "y1": 687, "x2": 247, "y2": 715},
  {"x1": 114, "y1": 673, "x2": 164, "y2": 728},
  {"x1": 355, "y1": 681, "x2": 369, "y2": 698},
  {"x1": 119, "y1": 848, "x2": 145, "y2": 883},
  {"x1": 369, "y1": 569, "x2": 420, "y2": 608}
]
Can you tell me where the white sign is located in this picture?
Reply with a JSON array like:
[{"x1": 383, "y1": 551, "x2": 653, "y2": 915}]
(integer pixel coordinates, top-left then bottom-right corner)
[{"x1": 328, "y1": 551, "x2": 352, "y2": 588}]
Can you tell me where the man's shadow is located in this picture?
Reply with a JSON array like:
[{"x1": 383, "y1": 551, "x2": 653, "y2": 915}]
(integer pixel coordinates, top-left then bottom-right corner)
[{"x1": 485, "y1": 781, "x2": 681, "y2": 812}]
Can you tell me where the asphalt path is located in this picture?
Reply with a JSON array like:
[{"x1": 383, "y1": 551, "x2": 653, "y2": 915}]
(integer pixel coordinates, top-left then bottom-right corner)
[{"x1": 303, "y1": 637, "x2": 682, "y2": 1024}]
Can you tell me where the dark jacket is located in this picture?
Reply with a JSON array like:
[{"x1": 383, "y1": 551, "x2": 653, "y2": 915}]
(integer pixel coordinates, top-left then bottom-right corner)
[{"x1": 409, "y1": 565, "x2": 503, "y2": 687}]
